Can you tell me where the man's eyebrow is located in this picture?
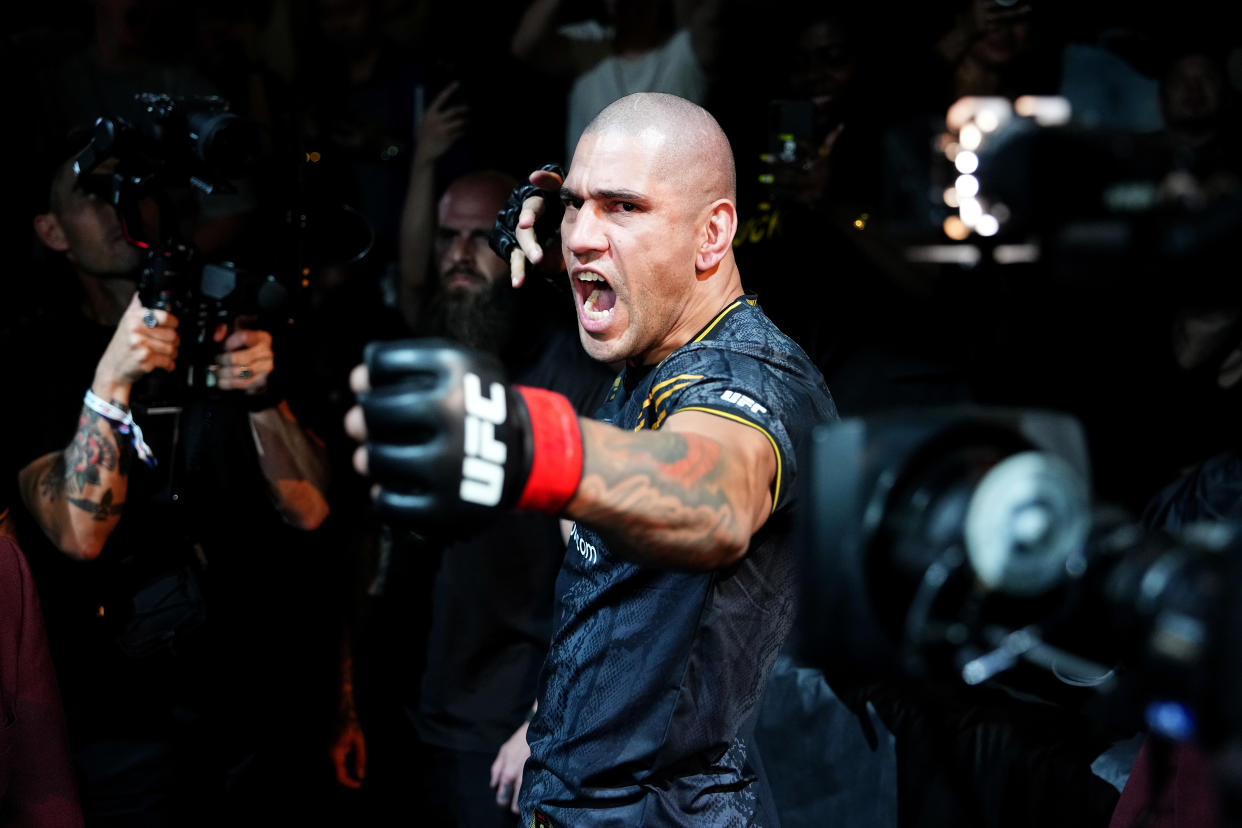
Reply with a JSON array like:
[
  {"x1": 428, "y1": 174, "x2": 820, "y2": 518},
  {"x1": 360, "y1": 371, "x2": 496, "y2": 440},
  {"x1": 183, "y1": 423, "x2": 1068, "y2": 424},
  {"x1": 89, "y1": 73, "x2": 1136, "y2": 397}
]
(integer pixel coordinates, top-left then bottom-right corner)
[
  {"x1": 598, "y1": 189, "x2": 647, "y2": 203},
  {"x1": 559, "y1": 186, "x2": 648, "y2": 203}
]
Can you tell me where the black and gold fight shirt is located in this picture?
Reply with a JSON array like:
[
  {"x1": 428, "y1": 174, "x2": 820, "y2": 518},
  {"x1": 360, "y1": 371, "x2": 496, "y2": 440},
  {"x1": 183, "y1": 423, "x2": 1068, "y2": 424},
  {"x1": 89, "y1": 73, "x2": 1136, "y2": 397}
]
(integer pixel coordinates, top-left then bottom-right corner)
[{"x1": 521, "y1": 296, "x2": 838, "y2": 827}]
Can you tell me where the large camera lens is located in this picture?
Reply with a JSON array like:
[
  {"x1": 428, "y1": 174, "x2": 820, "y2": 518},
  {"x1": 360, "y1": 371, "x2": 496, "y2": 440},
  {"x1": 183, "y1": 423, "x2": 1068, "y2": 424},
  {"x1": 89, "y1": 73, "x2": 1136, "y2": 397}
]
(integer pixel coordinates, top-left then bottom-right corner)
[{"x1": 185, "y1": 108, "x2": 254, "y2": 171}]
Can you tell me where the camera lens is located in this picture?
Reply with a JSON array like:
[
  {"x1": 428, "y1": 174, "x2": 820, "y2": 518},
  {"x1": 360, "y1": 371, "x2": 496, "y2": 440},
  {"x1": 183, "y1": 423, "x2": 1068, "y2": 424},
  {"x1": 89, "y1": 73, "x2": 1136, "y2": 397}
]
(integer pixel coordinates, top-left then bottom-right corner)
[{"x1": 186, "y1": 109, "x2": 254, "y2": 170}]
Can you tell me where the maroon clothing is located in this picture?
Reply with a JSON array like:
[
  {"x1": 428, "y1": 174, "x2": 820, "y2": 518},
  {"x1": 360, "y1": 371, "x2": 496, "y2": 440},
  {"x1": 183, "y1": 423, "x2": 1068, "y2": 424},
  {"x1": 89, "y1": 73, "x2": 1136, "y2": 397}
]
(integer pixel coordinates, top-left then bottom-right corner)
[
  {"x1": 0, "y1": 535, "x2": 83, "y2": 827},
  {"x1": 1110, "y1": 738, "x2": 1221, "y2": 828}
]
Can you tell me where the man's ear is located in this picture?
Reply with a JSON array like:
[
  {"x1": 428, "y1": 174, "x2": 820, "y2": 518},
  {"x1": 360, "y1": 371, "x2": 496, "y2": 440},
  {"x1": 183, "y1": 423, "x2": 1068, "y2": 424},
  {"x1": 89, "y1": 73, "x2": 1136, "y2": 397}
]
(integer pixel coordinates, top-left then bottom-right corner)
[
  {"x1": 696, "y1": 199, "x2": 737, "y2": 273},
  {"x1": 33, "y1": 212, "x2": 69, "y2": 253}
]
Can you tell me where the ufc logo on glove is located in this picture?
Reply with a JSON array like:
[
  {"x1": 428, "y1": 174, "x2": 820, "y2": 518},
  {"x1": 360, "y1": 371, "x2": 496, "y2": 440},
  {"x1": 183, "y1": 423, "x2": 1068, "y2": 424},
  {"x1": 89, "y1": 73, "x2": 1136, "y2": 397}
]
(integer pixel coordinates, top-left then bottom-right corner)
[
  {"x1": 359, "y1": 339, "x2": 583, "y2": 523},
  {"x1": 461, "y1": 372, "x2": 508, "y2": 506}
]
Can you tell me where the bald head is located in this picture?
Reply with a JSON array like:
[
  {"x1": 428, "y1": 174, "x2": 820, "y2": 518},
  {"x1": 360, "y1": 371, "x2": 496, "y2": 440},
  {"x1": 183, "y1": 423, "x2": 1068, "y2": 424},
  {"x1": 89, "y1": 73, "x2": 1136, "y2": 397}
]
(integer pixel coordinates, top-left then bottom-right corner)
[
  {"x1": 581, "y1": 93, "x2": 735, "y2": 208},
  {"x1": 438, "y1": 170, "x2": 517, "y2": 218}
]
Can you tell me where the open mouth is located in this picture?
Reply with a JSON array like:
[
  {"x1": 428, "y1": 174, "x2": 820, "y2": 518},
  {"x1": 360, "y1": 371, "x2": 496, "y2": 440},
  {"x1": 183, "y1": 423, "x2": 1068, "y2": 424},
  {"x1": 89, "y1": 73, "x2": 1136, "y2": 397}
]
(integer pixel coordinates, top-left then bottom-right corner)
[{"x1": 574, "y1": 271, "x2": 617, "y2": 325}]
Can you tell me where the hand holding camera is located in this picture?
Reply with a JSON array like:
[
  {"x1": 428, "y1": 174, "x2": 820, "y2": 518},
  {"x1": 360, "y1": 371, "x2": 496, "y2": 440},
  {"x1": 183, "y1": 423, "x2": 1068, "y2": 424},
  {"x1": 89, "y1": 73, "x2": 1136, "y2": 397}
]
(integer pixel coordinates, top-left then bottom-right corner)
[
  {"x1": 92, "y1": 294, "x2": 180, "y2": 404},
  {"x1": 210, "y1": 322, "x2": 273, "y2": 395}
]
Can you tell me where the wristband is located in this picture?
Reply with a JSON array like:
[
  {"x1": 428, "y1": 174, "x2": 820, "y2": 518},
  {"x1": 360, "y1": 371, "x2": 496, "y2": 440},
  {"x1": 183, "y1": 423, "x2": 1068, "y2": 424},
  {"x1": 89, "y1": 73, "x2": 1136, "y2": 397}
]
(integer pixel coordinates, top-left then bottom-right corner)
[
  {"x1": 514, "y1": 386, "x2": 582, "y2": 513},
  {"x1": 83, "y1": 390, "x2": 157, "y2": 467}
]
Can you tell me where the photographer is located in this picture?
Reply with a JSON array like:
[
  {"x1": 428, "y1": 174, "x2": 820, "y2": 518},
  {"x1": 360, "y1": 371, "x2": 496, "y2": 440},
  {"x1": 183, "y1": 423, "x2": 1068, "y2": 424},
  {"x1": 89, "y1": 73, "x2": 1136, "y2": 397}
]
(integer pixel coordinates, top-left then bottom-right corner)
[{"x1": 12, "y1": 132, "x2": 329, "y2": 826}]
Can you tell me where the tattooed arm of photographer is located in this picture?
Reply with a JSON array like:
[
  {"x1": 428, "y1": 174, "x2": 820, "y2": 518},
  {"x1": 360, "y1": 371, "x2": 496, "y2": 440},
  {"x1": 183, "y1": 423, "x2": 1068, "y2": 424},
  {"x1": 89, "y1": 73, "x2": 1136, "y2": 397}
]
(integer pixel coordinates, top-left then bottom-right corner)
[
  {"x1": 19, "y1": 407, "x2": 132, "y2": 561},
  {"x1": 17, "y1": 298, "x2": 178, "y2": 561}
]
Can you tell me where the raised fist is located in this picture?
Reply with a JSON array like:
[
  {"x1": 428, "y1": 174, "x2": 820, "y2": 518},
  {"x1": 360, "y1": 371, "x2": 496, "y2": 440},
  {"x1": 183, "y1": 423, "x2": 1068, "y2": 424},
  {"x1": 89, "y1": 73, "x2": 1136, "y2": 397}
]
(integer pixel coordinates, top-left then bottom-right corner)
[{"x1": 347, "y1": 339, "x2": 582, "y2": 524}]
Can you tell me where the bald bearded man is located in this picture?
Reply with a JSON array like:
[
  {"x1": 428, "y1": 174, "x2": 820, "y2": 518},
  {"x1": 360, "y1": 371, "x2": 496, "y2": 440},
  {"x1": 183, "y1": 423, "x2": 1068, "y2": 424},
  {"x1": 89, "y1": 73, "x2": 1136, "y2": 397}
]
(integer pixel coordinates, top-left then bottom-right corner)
[{"x1": 347, "y1": 93, "x2": 838, "y2": 826}]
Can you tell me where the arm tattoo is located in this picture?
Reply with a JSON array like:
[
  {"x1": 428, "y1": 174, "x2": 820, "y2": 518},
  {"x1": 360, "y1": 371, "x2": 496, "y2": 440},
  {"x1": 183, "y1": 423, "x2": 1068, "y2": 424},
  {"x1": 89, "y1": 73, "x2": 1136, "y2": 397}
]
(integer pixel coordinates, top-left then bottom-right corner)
[
  {"x1": 69, "y1": 489, "x2": 125, "y2": 521},
  {"x1": 40, "y1": 409, "x2": 128, "y2": 518},
  {"x1": 576, "y1": 430, "x2": 744, "y2": 566}
]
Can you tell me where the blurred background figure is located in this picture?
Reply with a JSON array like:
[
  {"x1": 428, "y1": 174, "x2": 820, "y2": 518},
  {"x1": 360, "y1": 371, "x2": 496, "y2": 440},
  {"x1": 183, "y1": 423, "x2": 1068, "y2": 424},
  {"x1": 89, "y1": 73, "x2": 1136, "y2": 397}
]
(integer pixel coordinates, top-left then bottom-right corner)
[
  {"x1": 35, "y1": 0, "x2": 218, "y2": 142},
  {"x1": 511, "y1": 0, "x2": 727, "y2": 159}
]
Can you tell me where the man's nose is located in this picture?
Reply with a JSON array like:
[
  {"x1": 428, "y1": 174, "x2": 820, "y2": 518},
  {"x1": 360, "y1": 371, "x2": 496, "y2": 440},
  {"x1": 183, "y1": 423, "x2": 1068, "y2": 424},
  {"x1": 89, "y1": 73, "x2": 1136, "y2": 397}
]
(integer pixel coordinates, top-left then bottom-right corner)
[
  {"x1": 447, "y1": 232, "x2": 474, "y2": 261},
  {"x1": 562, "y1": 205, "x2": 607, "y2": 257}
]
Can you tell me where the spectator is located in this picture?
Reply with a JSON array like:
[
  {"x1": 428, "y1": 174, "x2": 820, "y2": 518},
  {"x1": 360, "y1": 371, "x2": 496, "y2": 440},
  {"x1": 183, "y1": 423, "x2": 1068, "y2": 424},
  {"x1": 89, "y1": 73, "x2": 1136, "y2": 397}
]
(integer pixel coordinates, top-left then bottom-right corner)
[
  {"x1": 0, "y1": 535, "x2": 84, "y2": 828},
  {"x1": 511, "y1": 0, "x2": 728, "y2": 158}
]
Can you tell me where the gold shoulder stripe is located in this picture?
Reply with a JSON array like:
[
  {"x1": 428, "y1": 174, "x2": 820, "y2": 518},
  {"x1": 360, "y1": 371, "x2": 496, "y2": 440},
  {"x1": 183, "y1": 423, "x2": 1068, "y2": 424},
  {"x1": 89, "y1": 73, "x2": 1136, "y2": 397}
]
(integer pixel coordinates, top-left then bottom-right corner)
[
  {"x1": 651, "y1": 373, "x2": 704, "y2": 394},
  {"x1": 653, "y1": 380, "x2": 698, "y2": 413},
  {"x1": 641, "y1": 380, "x2": 707, "y2": 430},
  {"x1": 672, "y1": 405, "x2": 784, "y2": 512},
  {"x1": 693, "y1": 301, "x2": 745, "y2": 343},
  {"x1": 639, "y1": 374, "x2": 703, "y2": 413}
]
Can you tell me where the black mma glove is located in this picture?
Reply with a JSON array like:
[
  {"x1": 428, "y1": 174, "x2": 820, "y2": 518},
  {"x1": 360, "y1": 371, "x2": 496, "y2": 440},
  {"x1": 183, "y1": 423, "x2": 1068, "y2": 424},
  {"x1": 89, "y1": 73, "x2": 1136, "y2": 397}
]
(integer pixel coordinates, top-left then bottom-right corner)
[
  {"x1": 359, "y1": 339, "x2": 583, "y2": 524},
  {"x1": 488, "y1": 163, "x2": 566, "y2": 263}
]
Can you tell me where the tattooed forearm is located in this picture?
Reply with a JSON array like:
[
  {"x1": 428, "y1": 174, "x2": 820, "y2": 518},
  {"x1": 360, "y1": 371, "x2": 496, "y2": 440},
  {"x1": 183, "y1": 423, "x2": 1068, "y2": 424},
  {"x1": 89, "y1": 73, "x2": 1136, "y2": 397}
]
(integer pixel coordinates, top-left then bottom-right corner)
[
  {"x1": 40, "y1": 408, "x2": 128, "y2": 517},
  {"x1": 39, "y1": 453, "x2": 68, "y2": 500},
  {"x1": 573, "y1": 427, "x2": 748, "y2": 568}
]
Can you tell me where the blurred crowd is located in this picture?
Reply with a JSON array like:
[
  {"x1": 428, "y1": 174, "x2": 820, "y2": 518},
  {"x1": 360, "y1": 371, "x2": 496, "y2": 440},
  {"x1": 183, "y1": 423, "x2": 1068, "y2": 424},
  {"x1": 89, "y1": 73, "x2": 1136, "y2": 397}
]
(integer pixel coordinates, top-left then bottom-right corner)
[{"x1": 2, "y1": 0, "x2": 1242, "y2": 826}]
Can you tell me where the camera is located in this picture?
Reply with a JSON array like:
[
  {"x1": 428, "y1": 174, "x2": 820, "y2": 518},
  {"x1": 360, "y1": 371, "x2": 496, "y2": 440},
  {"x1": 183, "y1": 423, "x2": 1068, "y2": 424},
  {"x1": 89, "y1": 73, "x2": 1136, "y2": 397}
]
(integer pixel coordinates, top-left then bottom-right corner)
[
  {"x1": 792, "y1": 407, "x2": 1242, "y2": 820},
  {"x1": 74, "y1": 93, "x2": 255, "y2": 191},
  {"x1": 136, "y1": 246, "x2": 290, "y2": 395},
  {"x1": 72, "y1": 93, "x2": 292, "y2": 401}
]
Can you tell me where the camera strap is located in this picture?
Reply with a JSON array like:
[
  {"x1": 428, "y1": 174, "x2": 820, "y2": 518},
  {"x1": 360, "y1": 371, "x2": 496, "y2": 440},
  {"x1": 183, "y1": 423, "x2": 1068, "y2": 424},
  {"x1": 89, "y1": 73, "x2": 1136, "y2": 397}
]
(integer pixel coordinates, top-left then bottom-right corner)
[{"x1": 83, "y1": 389, "x2": 157, "y2": 467}]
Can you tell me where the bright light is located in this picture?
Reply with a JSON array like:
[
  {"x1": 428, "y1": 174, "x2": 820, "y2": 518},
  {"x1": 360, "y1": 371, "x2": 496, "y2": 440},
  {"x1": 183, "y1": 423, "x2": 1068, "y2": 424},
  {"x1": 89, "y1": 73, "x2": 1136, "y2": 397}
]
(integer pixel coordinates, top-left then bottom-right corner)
[
  {"x1": 946, "y1": 96, "x2": 1012, "y2": 133},
  {"x1": 955, "y1": 174, "x2": 979, "y2": 198},
  {"x1": 943, "y1": 187, "x2": 960, "y2": 208},
  {"x1": 959, "y1": 123, "x2": 983, "y2": 151},
  {"x1": 959, "y1": 196, "x2": 982, "y2": 226},
  {"x1": 994, "y1": 244, "x2": 1040, "y2": 264},
  {"x1": 943, "y1": 216, "x2": 970, "y2": 241},
  {"x1": 976, "y1": 109, "x2": 1000, "y2": 132},
  {"x1": 975, "y1": 215, "x2": 1000, "y2": 236},
  {"x1": 1015, "y1": 95, "x2": 1072, "y2": 126},
  {"x1": 954, "y1": 150, "x2": 979, "y2": 174}
]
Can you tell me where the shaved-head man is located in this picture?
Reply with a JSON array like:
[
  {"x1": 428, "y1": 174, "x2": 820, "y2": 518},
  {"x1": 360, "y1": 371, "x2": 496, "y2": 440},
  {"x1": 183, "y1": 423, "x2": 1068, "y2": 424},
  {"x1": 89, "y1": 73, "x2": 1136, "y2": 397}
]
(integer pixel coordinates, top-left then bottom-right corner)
[{"x1": 346, "y1": 93, "x2": 838, "y2": 825}]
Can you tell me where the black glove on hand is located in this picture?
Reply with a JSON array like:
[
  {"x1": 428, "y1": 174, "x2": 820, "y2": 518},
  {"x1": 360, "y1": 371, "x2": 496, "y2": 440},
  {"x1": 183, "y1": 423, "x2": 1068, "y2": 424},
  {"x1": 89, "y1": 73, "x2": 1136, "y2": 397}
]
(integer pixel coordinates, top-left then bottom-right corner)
[
  {"x1": 360, "y1": 339, "x2": 583, "y2": 524},
  {"x1": 488, "y1": 163, "x2": 566, "y2": 263}
]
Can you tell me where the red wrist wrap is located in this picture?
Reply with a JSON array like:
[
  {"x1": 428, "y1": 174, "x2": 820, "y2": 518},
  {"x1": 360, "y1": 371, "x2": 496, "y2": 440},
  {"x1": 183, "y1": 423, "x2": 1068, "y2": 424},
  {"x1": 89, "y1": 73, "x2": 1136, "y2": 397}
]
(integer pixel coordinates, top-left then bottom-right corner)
[{"x1": 514, "y1": 386, "x2": 583, "y2": 513}]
